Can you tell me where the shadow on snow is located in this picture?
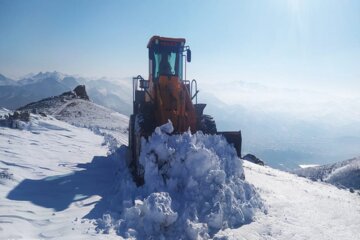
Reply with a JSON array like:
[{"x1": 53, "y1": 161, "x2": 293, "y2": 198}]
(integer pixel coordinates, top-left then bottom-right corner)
[{"x1": 7, "y1": 145, "x2": 128, "y2": 219}]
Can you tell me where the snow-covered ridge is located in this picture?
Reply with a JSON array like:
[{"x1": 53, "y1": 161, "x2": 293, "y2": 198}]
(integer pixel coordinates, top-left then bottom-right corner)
[
  {"x1": 18, "y1": 85, "x2": 89, "y2": 115},
  {"x1": 294, "y1": 157, "x2": 360, "y2": 190},
  {"x1": 18, "y1": 71, "x2": 67, "y2": 85},
  {"x1": 16, "y1": 86, "x2": 129, "y2": 146}
]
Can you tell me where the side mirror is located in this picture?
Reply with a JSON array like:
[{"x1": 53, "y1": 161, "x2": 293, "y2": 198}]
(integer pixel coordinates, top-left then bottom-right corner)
[{"x1": 186, "y1": 49, "x2": 191, "y2": 62}]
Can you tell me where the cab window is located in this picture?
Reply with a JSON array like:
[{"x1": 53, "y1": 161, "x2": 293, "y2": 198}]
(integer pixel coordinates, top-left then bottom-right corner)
[{"x1": 152, "y1": 45, "x2": 182, "y2": 79}]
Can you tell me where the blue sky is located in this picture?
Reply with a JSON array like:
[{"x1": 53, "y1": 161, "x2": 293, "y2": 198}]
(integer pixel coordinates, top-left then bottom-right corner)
[{"x1": 0, "y1": 0, "x2": 359, "y2": 96}]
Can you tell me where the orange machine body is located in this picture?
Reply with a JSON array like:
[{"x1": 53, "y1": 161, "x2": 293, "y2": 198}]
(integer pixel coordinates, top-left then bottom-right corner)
[{"x1": 146, "y1": 36, "x2": 196, "y2": 133}]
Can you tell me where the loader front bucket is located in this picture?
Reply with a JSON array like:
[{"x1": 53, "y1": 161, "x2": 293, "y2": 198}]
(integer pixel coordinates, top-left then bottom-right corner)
[{"x1": 218, "y1": 131, "x2": 242, "y2": 158}]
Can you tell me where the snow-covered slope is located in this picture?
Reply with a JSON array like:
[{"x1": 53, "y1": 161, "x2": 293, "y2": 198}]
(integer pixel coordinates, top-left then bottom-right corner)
[
  {"x1": 294, "y1": 157, "x2": 360, "y2": 190},
  {"x1": 216, "y1": 161, "x2": 360, "y2": 240},
  {"x1": 0, "y1": 115, "x2": 115, "y2": 239}
]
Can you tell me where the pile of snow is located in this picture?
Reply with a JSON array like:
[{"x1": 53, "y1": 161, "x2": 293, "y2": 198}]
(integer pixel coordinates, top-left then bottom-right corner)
[
  {"x1": 97, "y1": 121, "x2": 265, "y2": 239},
  {"x1": 294, "y1": 157, "x2": 360, "y2": 190}
]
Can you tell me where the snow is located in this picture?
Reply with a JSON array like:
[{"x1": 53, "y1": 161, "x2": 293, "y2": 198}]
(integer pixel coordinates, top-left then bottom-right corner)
[
  {"x1": 19, "y1": 94, "x2": 129, "y2": 147},
  {"x1": 215, "y1": 161, "x2": 360, "y2": 240},
  {"x1": 295, "y1": 157, "x2": 360, "y2": 190},
  {"x1": 1, "y1": 111, "x2": 360, "y2": 239},
  {"x1": 0, "y1": 107, "x2": 11, "y2": 115},
  {"x1": 121, "y1": 192, "x2": 178, "y2": 236},
  {"x1": 299, "y1": 164, "x2": 319, "y2": 169},
  {"x1": 17, "y1": 71, "x2": 66, "y2": 85},
  {"x1": 96, "y1": 121, "x2": 265, "y2": 239},
  {"x1": 54, "y1": 99, "x2": 129, "y2": 146},
  {"x1": 0, "y1": 114, "x2": 117, "y2": 239}
]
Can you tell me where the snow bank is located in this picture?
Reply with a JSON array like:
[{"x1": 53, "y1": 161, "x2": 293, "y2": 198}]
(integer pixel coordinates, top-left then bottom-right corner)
[
  {"x1": 295, "y1": 157, "x2": 360, "y2": 190},
  {"x1": 324, "y1": 159, "x2": 360, "y2": 189},
  {"x1": 0, "y1": 110, "x2": 63, "y2": 131},
  {"x1": 98, "y1": 121, "x2": 265, "y2": 239}
]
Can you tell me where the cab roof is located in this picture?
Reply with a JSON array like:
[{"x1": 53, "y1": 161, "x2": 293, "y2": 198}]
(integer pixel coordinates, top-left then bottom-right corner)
[{"x1": 147, "y1": 36, "x2": 186, "y2": 48}]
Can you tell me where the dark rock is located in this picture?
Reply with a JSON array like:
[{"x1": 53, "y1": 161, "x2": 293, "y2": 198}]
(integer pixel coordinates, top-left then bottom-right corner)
[
  {"x1": 73, "y1": 85, "x2": 89, "y2": 100},
  {"x1": 59, "y1": 85, "x2": 89, "y2": 100},
  {"x1": 0, "y1": 170, "x2": 13, "y2": 180},
  {"x1": 0, "y1": 111, "x2": 31, "y2": 128},
  {"x1": 10, "y1": 111, "x2": 30, "y2": 122},
  {"x1": 20, "y1": 112, "x2": 30, "y2": 122},
  {"x1": 243, "y1": 154, "x2": 265, "y2": 166}
]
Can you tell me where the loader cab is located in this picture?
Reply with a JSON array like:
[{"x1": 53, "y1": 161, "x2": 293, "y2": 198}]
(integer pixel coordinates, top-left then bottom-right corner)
[{"x1": 147, "y1": 36, "x2": 190, "y2": 82}]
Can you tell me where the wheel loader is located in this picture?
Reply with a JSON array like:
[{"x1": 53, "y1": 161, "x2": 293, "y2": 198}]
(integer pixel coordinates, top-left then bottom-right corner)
[{"x1": 129, "y1": 36, "x2": 242, "y2": 185}]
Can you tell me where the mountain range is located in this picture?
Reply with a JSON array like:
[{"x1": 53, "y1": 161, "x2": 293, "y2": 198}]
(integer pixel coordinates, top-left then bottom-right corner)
[
  {"x1": 294, "y1": 157, "x2": 360, "y2": 190},
  {"x1": 0, "y1": 71, "x2": 132, "y2": 115}
]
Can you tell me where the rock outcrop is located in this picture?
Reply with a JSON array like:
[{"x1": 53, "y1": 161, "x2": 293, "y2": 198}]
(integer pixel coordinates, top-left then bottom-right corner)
[{"x1": 73, "y1": 85, "x2": 89, "y2": 100}]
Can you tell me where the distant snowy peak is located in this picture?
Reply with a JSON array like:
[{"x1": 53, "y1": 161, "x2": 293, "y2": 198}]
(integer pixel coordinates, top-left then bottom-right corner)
[
  {"x1": 18, "y1": 71, "x2": 69, "y2": 85},
  {"x1": 294, "y1": 157, "x2": 360, "y2": 190},
  {"x1": 33, "y1": 71, "x2": 65, "y2": 80},
  {"x1": 14, "y1": 71, "x2": 82, "y2": 90}
]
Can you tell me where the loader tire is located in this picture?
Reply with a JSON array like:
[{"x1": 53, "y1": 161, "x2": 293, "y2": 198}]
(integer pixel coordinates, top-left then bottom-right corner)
[
  {"x1": 198, "y1": 114, "x2": 217, "y2": 134},
  {"x1": 138, "y1": 103, "x2": 156, "y2": 136},
  {"x1": 130, "y1": 106, "x2": 155, "y2": 186},
  {"x1": 128, "y1": 115, "x2": 138, "y2": 170}
]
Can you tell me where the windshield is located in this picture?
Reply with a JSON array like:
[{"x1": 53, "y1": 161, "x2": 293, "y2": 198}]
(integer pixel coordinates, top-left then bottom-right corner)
[{"x1": 152, "y1": 46, "x2": 182, "y2": 79}]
